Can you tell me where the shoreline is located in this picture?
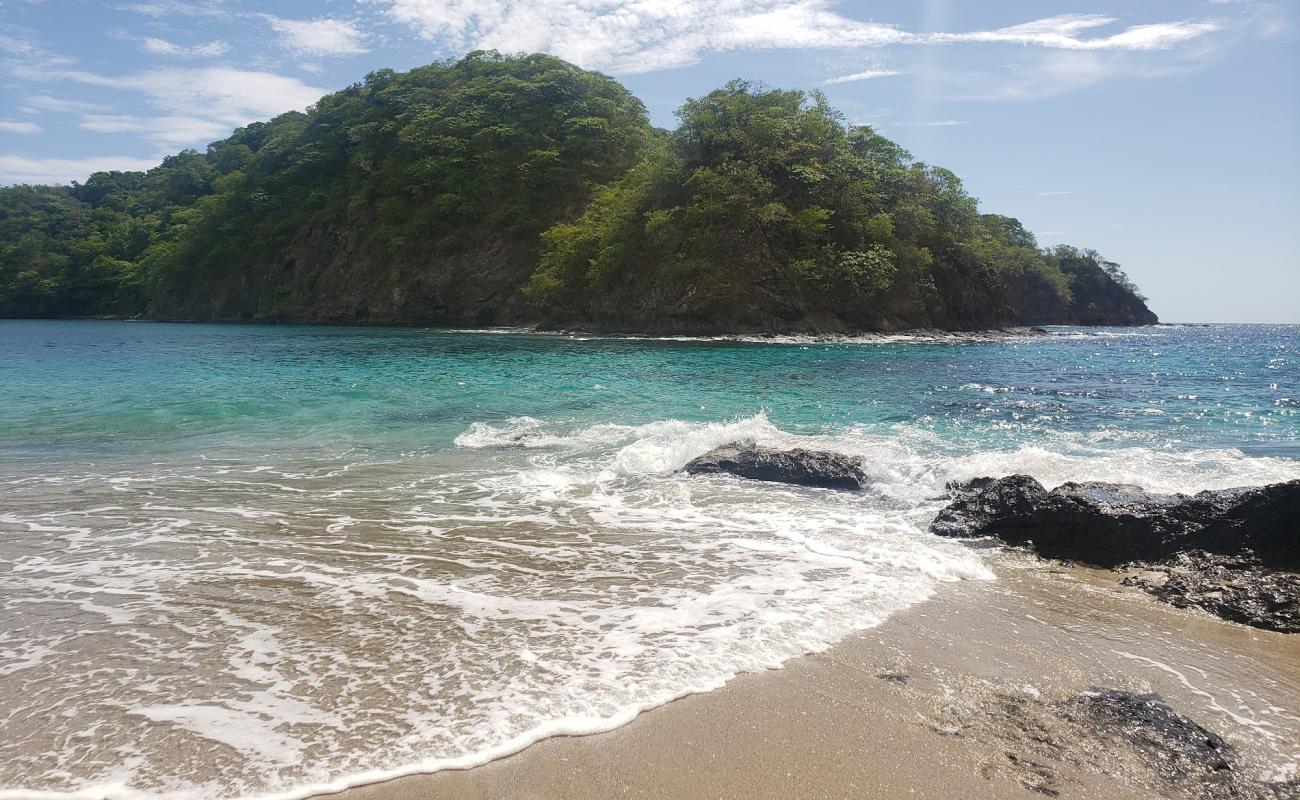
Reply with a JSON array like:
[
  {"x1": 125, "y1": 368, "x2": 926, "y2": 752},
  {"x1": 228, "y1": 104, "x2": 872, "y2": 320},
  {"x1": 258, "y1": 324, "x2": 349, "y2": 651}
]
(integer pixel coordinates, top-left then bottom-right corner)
[
  {"x1": 0, "y1": 316, "x2": 1180, "y2": 340},
  {"x1": 0, "y1": 316, "x2": 1159, "y2": 335},
  {"x1": 312, "y1": 556, "x2": 1298, "y2": 800}
]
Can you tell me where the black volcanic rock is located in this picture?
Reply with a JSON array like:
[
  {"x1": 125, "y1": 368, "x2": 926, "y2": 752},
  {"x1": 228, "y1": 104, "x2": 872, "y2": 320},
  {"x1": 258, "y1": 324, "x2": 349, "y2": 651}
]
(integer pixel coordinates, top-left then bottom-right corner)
[
  {"x1": 931, "y1": 476, "x2": 1300, "y2": 631},
  {"x1": 931, "y1": 476, "x2": 1299, "y2": 569},
  {"x1": 1055, "y1": 690, "x2": 1243, "y2": 792},
  {"x1": 683, "y1": 439, "x2": 869, "y2": 490},
  {"x1": 1122, "y1": 553, "x2": 1300, "y2": 634}
]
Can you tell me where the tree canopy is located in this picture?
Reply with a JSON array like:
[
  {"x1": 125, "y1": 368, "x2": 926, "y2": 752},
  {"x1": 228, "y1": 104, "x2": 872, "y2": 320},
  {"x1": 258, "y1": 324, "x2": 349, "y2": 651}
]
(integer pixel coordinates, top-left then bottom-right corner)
[{"x1": 0, "y1": 56, "x2": 1152, "y2": 330}]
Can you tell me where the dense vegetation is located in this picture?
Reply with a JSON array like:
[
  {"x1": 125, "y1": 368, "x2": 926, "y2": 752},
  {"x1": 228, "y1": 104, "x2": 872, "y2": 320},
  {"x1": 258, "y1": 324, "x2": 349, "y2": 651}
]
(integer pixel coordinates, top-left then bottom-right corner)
[
  {"x1": 0, "y1": 53, "x2": 1155, "y2": 330},
  {"x1": 0, "y1": 153, "x2": 212, "y2": 317}
]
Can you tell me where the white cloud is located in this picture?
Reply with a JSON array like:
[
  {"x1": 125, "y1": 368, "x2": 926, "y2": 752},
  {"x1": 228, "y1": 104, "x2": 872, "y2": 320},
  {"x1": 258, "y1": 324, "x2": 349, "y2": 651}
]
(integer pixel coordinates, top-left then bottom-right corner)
[
  {"x1": 978, "y1": 50, "x2": 1122, "y2": 101},
  {"x1": 140, "y1": 36, "x2": 230, "y2": 57},
  {"x1": 372, "y1": 0, "x2": 908, "y2": 72},
  {"x1": 114, "y1": 1, "x2": 228, "y2": 17},
  {"x1": 25, "y1": 66, "x2": 327, "y2": 126},
  {"x1": 261, "y1": 15, "x2": 369, "y2": 57},
  {"x1": 14, "y1": 65, "x2": 329, "y2": 148},
  {"x1": 367, "y1": 1, "x2": 1220, "y2": 73},
  {"x1": 0, "y1": 32, "x2": 40, "y2": 57},
  {"x1": 929, "y1": 14, "x2": 1219, "y2": 51},
  {"x1": 0, "y1": 30, "x2": 72, "y2": 65},
  {"x1": 79, "y1": 113, "x2": 233, "y2": 146},
  {"x1": 0, "y1": 120, "x2": 42, "y2": 133},
  {"x1": 0, "y1": 154, "x2": 160, "y2": 185},
  {"x1": 1038, "y1": 190, "x2": 1078, "y2": 196},
  {"x1": 822, "y1": 68, "x2": 901, "y2": 85},
  {"x1": 19, "y1": 94, "x2": 110, "y2": 113}
]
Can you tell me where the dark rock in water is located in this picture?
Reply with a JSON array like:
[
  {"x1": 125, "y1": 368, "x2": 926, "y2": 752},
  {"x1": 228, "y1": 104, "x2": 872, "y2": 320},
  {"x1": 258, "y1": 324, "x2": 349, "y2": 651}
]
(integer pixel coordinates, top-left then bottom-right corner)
[
  {"x1": 683, "y1": 439, "x2": 869, "y2": 490},
  {"x1": 930, "y1": 474, "x2": 1050, "y2": 541},
  {"x1": 942, "y1": 686, "x2": 1296, "y2": 799},
  {"x1": 1057, "y1": 689, "x2": 1233, "y2": 783},
  {"x1": 1056, "y1": 689, "x2": 1300, "y2": 798},
  {"x1": 1028, "y1": 326, "x2": 1050, "y2": 334},
  {"x1": 931, "y1": 476, "x2": 1300, "y2": 632},
  {"x1": 931, "y1": 476, "x2": 1300, "y2": 570},
  {"x1": 1122, "y1": 553, "x2": 1300, "y2": 634}
]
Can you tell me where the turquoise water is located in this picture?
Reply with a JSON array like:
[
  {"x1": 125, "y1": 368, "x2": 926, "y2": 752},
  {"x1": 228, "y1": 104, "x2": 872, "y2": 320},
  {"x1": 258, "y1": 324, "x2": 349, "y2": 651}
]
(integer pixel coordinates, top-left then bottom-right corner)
[
  {"x1": 3, "y1": 321, "x2": 1296, "y2": 458},
  {"x1": 1, "y1": 321, "x2": 1297, "y2": 799}
]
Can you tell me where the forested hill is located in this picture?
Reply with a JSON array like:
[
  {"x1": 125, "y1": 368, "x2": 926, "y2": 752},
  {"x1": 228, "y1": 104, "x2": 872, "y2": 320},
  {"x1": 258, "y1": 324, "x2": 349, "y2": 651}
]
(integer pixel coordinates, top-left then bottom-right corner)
[{"x1": 0, "y1": 52, "x2": 1157, "y2": 332}]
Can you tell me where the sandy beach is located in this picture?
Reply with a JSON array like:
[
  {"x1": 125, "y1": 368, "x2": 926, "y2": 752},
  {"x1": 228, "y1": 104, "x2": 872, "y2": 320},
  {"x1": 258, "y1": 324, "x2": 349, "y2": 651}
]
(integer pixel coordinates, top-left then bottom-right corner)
[{"x1": 325, "y1": 555, "x2": 1299, "y2": 800}]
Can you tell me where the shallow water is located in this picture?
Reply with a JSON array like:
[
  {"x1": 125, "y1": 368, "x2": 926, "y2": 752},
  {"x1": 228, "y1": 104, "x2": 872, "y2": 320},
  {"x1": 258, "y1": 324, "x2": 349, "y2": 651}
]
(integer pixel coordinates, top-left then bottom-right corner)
[{"x1": 0, "y1": 321, "x2": 1296, "y2": 799}]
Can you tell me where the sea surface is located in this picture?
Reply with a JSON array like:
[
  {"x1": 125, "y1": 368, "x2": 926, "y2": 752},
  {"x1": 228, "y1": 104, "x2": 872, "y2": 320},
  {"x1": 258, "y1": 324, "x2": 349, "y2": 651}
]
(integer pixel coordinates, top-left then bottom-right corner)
[{"x1": 0, "y1": 320, "x2": 1296, "y2": 799}]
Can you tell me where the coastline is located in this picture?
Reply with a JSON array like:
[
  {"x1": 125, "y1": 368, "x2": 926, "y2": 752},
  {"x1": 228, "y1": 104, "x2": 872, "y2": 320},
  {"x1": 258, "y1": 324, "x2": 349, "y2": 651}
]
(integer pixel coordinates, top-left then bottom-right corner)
[
  {"x1": 1, "y1": 315, "x2": 1164, "y2": 339},
  {"x1": 313, "y1": 555, "x2": 1299, "y2": 800}
]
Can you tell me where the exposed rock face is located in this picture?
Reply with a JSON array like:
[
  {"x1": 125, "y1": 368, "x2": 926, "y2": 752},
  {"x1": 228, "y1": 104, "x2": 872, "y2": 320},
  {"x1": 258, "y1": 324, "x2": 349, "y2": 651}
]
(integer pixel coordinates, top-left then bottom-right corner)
[
  {"x1": 683, "y1": 439, "x2": 869, "y2": 490},
  {"x1": 539, "y1": 244, "x2": 1158, "y2": 335},
  {"x1": 154, "y1": 224, "x2": 537, "y2": 326},
  {"x1": 931, "y1": 476, "x2": 1299, "y2": 569},
  {"x1": 931, "y1": 476, "x2": 1300, "y2": 632},
  {"x1": 1121, "y1": 553, "x2": 1300, "y2": 635},
  {"x1": 1021, "y1": 258, "x2": 1159, "y2": 327}
]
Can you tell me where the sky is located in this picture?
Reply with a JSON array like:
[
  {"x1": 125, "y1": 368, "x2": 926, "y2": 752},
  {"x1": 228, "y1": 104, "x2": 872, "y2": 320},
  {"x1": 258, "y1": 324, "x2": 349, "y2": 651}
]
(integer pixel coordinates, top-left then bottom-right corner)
[{"x1": 0, "y1": 1, "x2": 1296, "y2": 323}]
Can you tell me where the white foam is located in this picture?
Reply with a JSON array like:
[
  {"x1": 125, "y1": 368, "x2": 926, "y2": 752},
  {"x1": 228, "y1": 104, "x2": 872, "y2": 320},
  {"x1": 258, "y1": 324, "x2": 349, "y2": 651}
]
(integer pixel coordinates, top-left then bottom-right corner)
[{"x1": 3, "y1": 409, "x2": 1297, "y2": 800}]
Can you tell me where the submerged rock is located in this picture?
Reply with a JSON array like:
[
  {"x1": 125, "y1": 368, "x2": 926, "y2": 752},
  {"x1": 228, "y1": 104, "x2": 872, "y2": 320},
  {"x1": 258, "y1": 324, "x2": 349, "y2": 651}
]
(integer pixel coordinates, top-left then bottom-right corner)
[
  {"x1": 931, "y1": 476, "x2": 1299, "y2": 569},
  {"x1": 683, "y1": 439, "x2": 869, "y2": 490},
  {"x1": 933, "y1": 685, "x2": 1295, "y2": 799},
  {"x1": 931, "y1": 476, "x2": 1300, "y2": 632},
  {"x1": 1057, "y1": 689, "x2": 1296, "y2": 799},
  {"x1": 1056, "y1": 690, "x2": 1233, "y2": 783}
]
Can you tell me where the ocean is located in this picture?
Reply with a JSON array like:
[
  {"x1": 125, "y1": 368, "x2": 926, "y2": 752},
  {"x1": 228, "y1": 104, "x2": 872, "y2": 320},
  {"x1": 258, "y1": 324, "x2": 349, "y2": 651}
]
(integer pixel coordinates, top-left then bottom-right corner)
[{"x1": 1, "y1": 320, "x2": 1296, "y2": 799}]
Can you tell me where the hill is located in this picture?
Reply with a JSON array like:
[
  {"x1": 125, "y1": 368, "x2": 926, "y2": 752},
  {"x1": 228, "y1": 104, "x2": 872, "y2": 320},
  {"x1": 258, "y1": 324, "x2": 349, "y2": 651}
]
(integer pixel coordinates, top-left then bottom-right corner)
[{"x1": 0, "y1": 52, "x2": 1156, "y2": 331}]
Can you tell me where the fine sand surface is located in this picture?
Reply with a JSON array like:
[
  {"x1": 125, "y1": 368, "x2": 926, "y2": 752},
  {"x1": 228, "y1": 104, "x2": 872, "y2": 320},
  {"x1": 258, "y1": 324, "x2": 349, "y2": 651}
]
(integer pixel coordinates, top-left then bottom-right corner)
[{"x1": 324, "y1": 554, "x2": 1299, "y2": 800}]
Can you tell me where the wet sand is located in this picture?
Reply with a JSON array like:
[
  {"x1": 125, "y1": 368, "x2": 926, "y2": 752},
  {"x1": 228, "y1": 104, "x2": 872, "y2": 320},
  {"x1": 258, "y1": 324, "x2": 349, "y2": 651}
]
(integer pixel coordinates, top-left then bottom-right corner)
[{"x1": 323, "y1": 555, "x2": 1299, "y2": 800}]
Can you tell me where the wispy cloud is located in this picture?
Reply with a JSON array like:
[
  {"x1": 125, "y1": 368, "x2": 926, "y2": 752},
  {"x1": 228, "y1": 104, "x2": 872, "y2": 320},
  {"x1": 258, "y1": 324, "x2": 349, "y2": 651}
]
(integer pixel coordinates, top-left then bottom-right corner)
[
  {"x1": 114, "y1": 1, "x2": 228, "y2": 18},
  {"x1": 1037, "y1": 190, "x2": 1079, "y2": 196},
  {"x1": 0, "y1": 30, "x2": 71, "y2": 64},
  {"x1": 822, "y1": 68, "x2": 901, "y2": 85},
  {"x1": 0, "y1": 154, "x2": 161, "y2": 185},
  {"x1": 140, "y1": 36, "x2": 230, "y2": 57},
  {"x1": 18, "y1": 94, "x2": 110, "y2": 114},
  {"x1": 367, "y1": 1, "x2": 1221, "y2": 73},
  {"x1": 927, "y1": 14, "x2": 1219, "y2": 51},
  {"x1": 0, "y1": 120, "x2": 42, "y2": 134},
  {"x1": 935, "y1": 50, "x2": 1133, "y2": 102},
  {"x1": 371, "y1": 0, "x2": 909, "y2": 72},
  {"x1": 14, "y1": 65, "x2": 328, "y2": 148},
  {"x1": 261, "y1": 15, "x2": 369, "y2": 57},
  {"x1": 78, "y1": 113, "x2": 232, "y2": 147},
  {"x1": 18, "y1": 66, "x2": 327, "y2": 124}
]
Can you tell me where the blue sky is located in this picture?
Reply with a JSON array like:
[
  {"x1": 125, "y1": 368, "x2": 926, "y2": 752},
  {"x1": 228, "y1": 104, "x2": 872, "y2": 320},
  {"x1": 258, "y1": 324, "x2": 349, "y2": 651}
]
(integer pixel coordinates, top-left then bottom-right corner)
[{"x1": 1, "y1": 0, "x2": 1296, "y2": 323}]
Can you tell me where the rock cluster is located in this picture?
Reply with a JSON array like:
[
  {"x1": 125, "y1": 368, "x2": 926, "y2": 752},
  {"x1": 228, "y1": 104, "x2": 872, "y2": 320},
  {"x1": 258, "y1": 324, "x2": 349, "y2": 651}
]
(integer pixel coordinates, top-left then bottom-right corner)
[{"x1": 931, "y1": 476, "x2": 1299, "y2": 632}]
